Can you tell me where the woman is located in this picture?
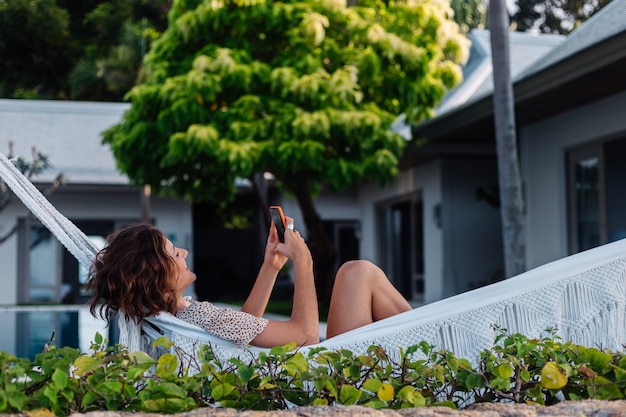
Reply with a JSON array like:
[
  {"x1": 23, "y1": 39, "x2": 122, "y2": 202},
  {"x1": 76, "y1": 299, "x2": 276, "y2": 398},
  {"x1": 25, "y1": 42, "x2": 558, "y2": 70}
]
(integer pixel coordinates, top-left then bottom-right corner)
[{"x1": 87, "y1": 217, "x2": 412, "y2": 348}]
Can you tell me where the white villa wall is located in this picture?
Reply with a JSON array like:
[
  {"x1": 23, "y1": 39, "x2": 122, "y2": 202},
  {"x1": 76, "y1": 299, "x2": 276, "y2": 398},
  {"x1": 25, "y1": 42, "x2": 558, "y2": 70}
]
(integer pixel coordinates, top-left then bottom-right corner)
[
  {"x1": 0, "y1": 203, "x2": 21, "y2": 305},
  {"x1": 520, "y1": 90, "x2": 626, "y2": 268},
  {"x1": 276, "y1": 190, "x2": 360, "y2": 236}
]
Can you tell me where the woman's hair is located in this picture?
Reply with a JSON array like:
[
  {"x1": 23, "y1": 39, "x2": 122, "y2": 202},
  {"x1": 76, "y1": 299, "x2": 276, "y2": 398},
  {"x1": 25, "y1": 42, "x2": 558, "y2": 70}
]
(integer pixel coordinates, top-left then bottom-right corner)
[{"x1": 87, "y1": 223, "x2": 179, "y2": 324}]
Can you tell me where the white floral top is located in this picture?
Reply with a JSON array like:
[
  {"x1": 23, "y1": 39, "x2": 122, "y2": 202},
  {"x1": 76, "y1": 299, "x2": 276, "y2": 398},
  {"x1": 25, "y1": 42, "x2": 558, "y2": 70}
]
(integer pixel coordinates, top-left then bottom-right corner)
[{"x1": 175, "y1": 300, "x2": 269, "y2": 346}]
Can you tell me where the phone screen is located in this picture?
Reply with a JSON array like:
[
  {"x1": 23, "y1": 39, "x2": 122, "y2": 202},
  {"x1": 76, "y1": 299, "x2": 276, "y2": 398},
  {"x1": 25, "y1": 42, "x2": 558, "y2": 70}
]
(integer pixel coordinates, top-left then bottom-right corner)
[{"x1": 269, "y1": 206, "x2": 286, "y2": 243}]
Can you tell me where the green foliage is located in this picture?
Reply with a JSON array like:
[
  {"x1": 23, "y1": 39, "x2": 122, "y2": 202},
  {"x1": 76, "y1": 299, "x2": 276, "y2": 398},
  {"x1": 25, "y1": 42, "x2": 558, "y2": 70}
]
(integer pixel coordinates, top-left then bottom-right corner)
[
  {"x1": 0, "y1": 0, "x2": 71, "y2": 98},
  {"x1": 511, "y1": 0, "x2": 613, "y2": 34},
  {"x1": 470, "y1": 325, "x2": 626, "y2": 405},
  {"x1": 450, "y1": 0, "x2": 488, "y2": 34},
  {"x1": 0, "y1": 327, "x2": 625, "y2": 415},
  {"x1": 0, "y1": 0, "x2": 170, "y2": 100},
  {"x1": 103, "y1": 0, "x2": 470, "y2": 205}
]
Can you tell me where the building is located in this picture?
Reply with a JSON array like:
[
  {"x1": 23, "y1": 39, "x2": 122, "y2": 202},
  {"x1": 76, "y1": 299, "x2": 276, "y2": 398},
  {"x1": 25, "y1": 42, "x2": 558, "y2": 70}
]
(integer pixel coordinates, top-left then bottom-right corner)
[
  {"x1": 376, "y1": 0, "x2": 626, "y2": 305},
  {"x1": 0, "y1": 99, "x2": 193, "y2": 305}
]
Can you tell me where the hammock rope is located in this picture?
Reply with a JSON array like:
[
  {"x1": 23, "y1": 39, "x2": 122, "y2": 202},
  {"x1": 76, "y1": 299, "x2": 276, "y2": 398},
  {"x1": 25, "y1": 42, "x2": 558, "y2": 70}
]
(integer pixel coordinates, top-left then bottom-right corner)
[
  {"x1": 0, "y1": 152, "x2": 99, "y2": 267},
  {"x1": 1, "y1": 151, "x2": 625, "y2": 365}
]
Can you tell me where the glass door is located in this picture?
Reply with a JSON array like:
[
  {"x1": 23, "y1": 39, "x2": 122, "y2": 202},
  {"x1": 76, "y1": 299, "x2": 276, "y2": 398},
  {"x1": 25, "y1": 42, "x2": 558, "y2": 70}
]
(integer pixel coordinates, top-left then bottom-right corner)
[
  {"x1": 378, "y1": 193, "x2": 424, "y2": 302},
  {"x1": 567, "y1": 144, "x2": 605, "y2": 253}
]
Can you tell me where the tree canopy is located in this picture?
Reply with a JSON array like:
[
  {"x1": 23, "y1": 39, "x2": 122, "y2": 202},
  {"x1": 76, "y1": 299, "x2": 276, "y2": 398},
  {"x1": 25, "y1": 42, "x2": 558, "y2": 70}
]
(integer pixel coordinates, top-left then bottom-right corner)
[
  {"x1": 510, "y1": 0, "x2": 613, "y2": 34},
  {"x1": 0, "y1": 0, "x2": 170, "y2": 100},
  {"x1": 103, "y1": 0, "x2": 469, "y2": 206}
]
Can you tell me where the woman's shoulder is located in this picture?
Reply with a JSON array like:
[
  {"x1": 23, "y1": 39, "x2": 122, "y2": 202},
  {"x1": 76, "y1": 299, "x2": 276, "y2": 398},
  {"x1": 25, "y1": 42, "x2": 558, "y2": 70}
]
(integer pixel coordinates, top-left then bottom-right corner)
[{"x1": 180, "y1": 298, "x2": 217, "y2": 312}]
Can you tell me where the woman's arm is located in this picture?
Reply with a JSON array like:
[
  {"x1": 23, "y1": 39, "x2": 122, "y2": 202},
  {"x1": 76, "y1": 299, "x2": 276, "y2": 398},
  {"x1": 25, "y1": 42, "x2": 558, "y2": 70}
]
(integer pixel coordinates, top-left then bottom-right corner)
[
  {"x1": 240, "y1": 218, "x2": 288, "y2": 317},
  {"x1": 241, "y1": 262, "x2": 280, "y2": 317},
  {"x1": 251, "y1": 227, "x2": 320, "y2": 347}
]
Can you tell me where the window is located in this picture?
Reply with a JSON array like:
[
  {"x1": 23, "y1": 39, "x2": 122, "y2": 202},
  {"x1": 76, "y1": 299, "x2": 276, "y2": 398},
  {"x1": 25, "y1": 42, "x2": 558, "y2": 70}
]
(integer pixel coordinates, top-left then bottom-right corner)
[
  {"x1": 18, "y1": 219, "x2": 122, "y2": 304},
  {"x1": 567, "y1": 137, "x2": 626, "y2": 253},
  {"x1": 567, "y1": 144, "x2": 604, "y2": 253},
  {"x1": 377, "y1": 193, "x2": 424, "y2": 302},
  {"x1": 18, "y1": 219, "x2": 61, "y2": 303}
]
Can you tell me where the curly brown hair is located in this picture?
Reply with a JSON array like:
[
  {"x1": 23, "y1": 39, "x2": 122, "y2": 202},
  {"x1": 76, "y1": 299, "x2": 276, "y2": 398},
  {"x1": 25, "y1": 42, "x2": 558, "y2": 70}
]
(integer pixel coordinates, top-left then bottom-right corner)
[{"x1": 87, "y1": 223, "x2": 179, "y2": 324}]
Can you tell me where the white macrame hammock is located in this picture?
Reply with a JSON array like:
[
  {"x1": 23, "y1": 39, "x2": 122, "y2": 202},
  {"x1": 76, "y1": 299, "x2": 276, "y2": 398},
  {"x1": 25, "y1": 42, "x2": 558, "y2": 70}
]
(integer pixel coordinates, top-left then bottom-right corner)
[{"x1": 2, "y1": 151, "x2": 625, "y2": 365}]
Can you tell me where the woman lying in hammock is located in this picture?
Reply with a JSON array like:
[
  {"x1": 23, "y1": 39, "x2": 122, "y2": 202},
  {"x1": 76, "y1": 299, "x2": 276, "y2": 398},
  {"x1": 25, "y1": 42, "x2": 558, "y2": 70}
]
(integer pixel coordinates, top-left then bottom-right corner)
[{"x1": 87, "y1": 218, "x2": 411, "y2": 348}]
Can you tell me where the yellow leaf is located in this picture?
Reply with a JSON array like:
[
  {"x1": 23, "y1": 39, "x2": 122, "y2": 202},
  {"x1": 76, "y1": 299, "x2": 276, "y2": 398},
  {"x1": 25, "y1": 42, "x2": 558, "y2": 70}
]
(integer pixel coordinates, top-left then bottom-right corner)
[
  {"x1": 24, "y1": 409, "x2": 56, "y2": 417},
  {"x1": 377, "y1": 382, "x2": 394, "y2": 402},
  {"x1": 313, "y1": 398, "x2": 328, "y2": 405},
  {"x1": 72, "y1": 356, "x2": 100, "y2": 376},
  {"x1": 541, "y1": 362, "x2": 568, "y2": 389}
]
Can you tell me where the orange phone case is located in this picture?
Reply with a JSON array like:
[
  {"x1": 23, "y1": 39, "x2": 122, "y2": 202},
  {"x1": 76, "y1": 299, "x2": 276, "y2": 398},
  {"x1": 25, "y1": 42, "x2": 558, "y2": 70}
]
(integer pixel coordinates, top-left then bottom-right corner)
[{"x1": 269, "y1": 205, "x2": 286, "y2": 242}]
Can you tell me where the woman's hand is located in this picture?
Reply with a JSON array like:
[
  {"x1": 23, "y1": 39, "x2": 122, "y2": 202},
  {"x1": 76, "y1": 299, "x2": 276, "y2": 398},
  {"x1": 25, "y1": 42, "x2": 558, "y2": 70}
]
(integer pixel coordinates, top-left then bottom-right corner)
[
  {"x1": 276, "y1": 222, "x2": 312, "y2": 267},
  {"x1": 263, "y1": 216, "x2": 291, "y2": 272}
]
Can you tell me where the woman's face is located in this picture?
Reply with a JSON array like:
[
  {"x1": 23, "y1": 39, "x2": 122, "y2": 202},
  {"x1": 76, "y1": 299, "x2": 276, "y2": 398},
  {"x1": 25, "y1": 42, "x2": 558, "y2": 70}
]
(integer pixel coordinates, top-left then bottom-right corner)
[{"x1": 165, "y1": 238, "x2": 196, "y2": 293}]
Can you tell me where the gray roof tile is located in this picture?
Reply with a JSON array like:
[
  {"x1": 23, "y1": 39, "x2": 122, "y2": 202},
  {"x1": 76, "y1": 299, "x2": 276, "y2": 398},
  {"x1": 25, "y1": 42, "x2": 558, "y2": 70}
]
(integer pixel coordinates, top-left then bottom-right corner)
[
  {"x1": 0, "y1": 99, "x2": 130, "y2": 184},
  {"x1": 437, "y1": 29, "x2": 565, "y2": 115}
]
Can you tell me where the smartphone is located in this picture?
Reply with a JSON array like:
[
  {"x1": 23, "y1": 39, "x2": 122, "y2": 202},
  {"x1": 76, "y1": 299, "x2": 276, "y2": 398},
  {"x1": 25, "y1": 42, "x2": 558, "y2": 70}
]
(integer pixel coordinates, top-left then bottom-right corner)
[{"x1": 269, "y1": 205, "x2": 286, "y2": 243}]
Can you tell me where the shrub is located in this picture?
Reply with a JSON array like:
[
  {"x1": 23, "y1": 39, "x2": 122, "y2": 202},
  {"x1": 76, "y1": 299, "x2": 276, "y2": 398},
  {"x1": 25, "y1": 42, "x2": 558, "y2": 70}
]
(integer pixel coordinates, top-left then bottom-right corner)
[{"x1": 0, "y1": 327, "x2": 624, "y2": 415}]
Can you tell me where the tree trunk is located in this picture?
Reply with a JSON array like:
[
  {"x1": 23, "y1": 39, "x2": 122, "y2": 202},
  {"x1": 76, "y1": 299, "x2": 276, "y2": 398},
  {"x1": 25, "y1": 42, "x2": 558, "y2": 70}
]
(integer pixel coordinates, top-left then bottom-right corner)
[{"x1": 489, "y1": 0, "x2": 526, "y2": 277}]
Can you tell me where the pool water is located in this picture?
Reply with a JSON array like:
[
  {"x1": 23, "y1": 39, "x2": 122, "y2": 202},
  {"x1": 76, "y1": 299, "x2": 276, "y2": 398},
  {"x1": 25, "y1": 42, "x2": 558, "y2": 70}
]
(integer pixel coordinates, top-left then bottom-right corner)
[{"x1": 0, "y1": 305, "x2": 112, "y2": 360}]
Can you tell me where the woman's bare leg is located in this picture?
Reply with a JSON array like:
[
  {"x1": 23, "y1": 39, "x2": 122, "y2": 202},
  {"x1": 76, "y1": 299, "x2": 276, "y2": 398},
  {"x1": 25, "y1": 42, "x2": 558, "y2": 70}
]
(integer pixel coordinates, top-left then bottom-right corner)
[{"x1": 325, "y1": 260, "x2": 412, "y2": 339}]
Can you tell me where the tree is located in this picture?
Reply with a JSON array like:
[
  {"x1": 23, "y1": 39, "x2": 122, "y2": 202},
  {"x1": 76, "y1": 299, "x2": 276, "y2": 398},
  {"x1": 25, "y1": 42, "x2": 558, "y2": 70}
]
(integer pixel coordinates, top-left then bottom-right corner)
[
  {"x1": 489, "y1": 0, "x2": 526, "y2": 278},
  {"x1": 0, "y1": 142, "x2": 64, "y2": 244},
  {"x1": 67, "y1": 0, "x2": 170, "y2": 101},
  {"x1": 0, "y1": 0, "x2": 71, "y2": 98},
  {"x1": 511, "y1": 0, "x2": 613, "y2": 34},
  {"x1": 451, "y1": 0, "x2": 488, "y2": 34},
  {"x1": 0, "y1": 0, "x2": 170, "y2": 100},
  {"x1": 103, "y1": 0, "x2": 469, "y2": 304}
]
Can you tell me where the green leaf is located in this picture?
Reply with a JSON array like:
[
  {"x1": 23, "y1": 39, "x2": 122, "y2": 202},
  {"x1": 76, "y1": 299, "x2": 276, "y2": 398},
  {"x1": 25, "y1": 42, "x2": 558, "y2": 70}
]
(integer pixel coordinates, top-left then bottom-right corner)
[
  {"x1": 129, "y1": 351, "x2": 157, "y2": 367},
  {"x1": 52, "y1": 368, "x2": 69, "y2": 389},
  {"x1": 613, "y1": 365, "x2": 626, "y2": 381},
  {"x1": 497, "y1": 363, "x2": 514, "y2": 379},
  {"x1": 589, "y1": 376, "x2": 624, "y2": 400},
  {"x1": 258, "y1": 376, "x2": 276, "y2": 390},
  {"x1": 142, "y1": 397, "x2": 195, "y2": 413},
  {"x1": 102, "y1": 381, "x2": 123, "y2": 394},
  {"x1": 582, "y1": 349, "x2": 614, "y2": 372},
  {"x1": 0, "y1": 391, "x2": 7, "y2": 412},
  {"x1": 236, "y1": 365, "x2": 255, "y2": 384},
  {"x1": 153, "y1": 382, "x2": 188, "y2": 398},
  {"x1": 363, "y1": 378, "x2": 382, "y2": 393},
  {"x1": 73, "y1": 356, "x2": 100, "y2": 376},
  {"x1": 156, "y1": 353, "x2": 179, "y2": 378},
  {"x1": 339, "y1": 384, "x2": 362, "y2": 405},
  {"x1": 81, "y1": 391, "x2": 98, "y2": 409},
  {"x1": 433, "y1": 400, "x2": 457, "y2": 409},
  {"x1": 282, "y1": 352, "x2": 310, "y2": 376},
  {"x1": 6, "y1": 390, "x2": 27, "y2": 412}
]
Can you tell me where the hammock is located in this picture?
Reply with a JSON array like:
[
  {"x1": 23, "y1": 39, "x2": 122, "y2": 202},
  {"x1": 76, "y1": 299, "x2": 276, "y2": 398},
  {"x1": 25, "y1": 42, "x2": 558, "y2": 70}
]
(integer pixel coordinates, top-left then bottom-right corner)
[{"x1": 2, "y1": 151, "x2": 625, "y2": 365}]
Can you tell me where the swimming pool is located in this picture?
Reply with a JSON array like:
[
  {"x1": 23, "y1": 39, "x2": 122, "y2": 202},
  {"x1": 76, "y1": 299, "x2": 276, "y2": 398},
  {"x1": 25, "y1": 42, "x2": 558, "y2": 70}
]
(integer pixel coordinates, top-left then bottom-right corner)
[{"x1": 0, "y1": 305, "x2": 111, "y2": 360}]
